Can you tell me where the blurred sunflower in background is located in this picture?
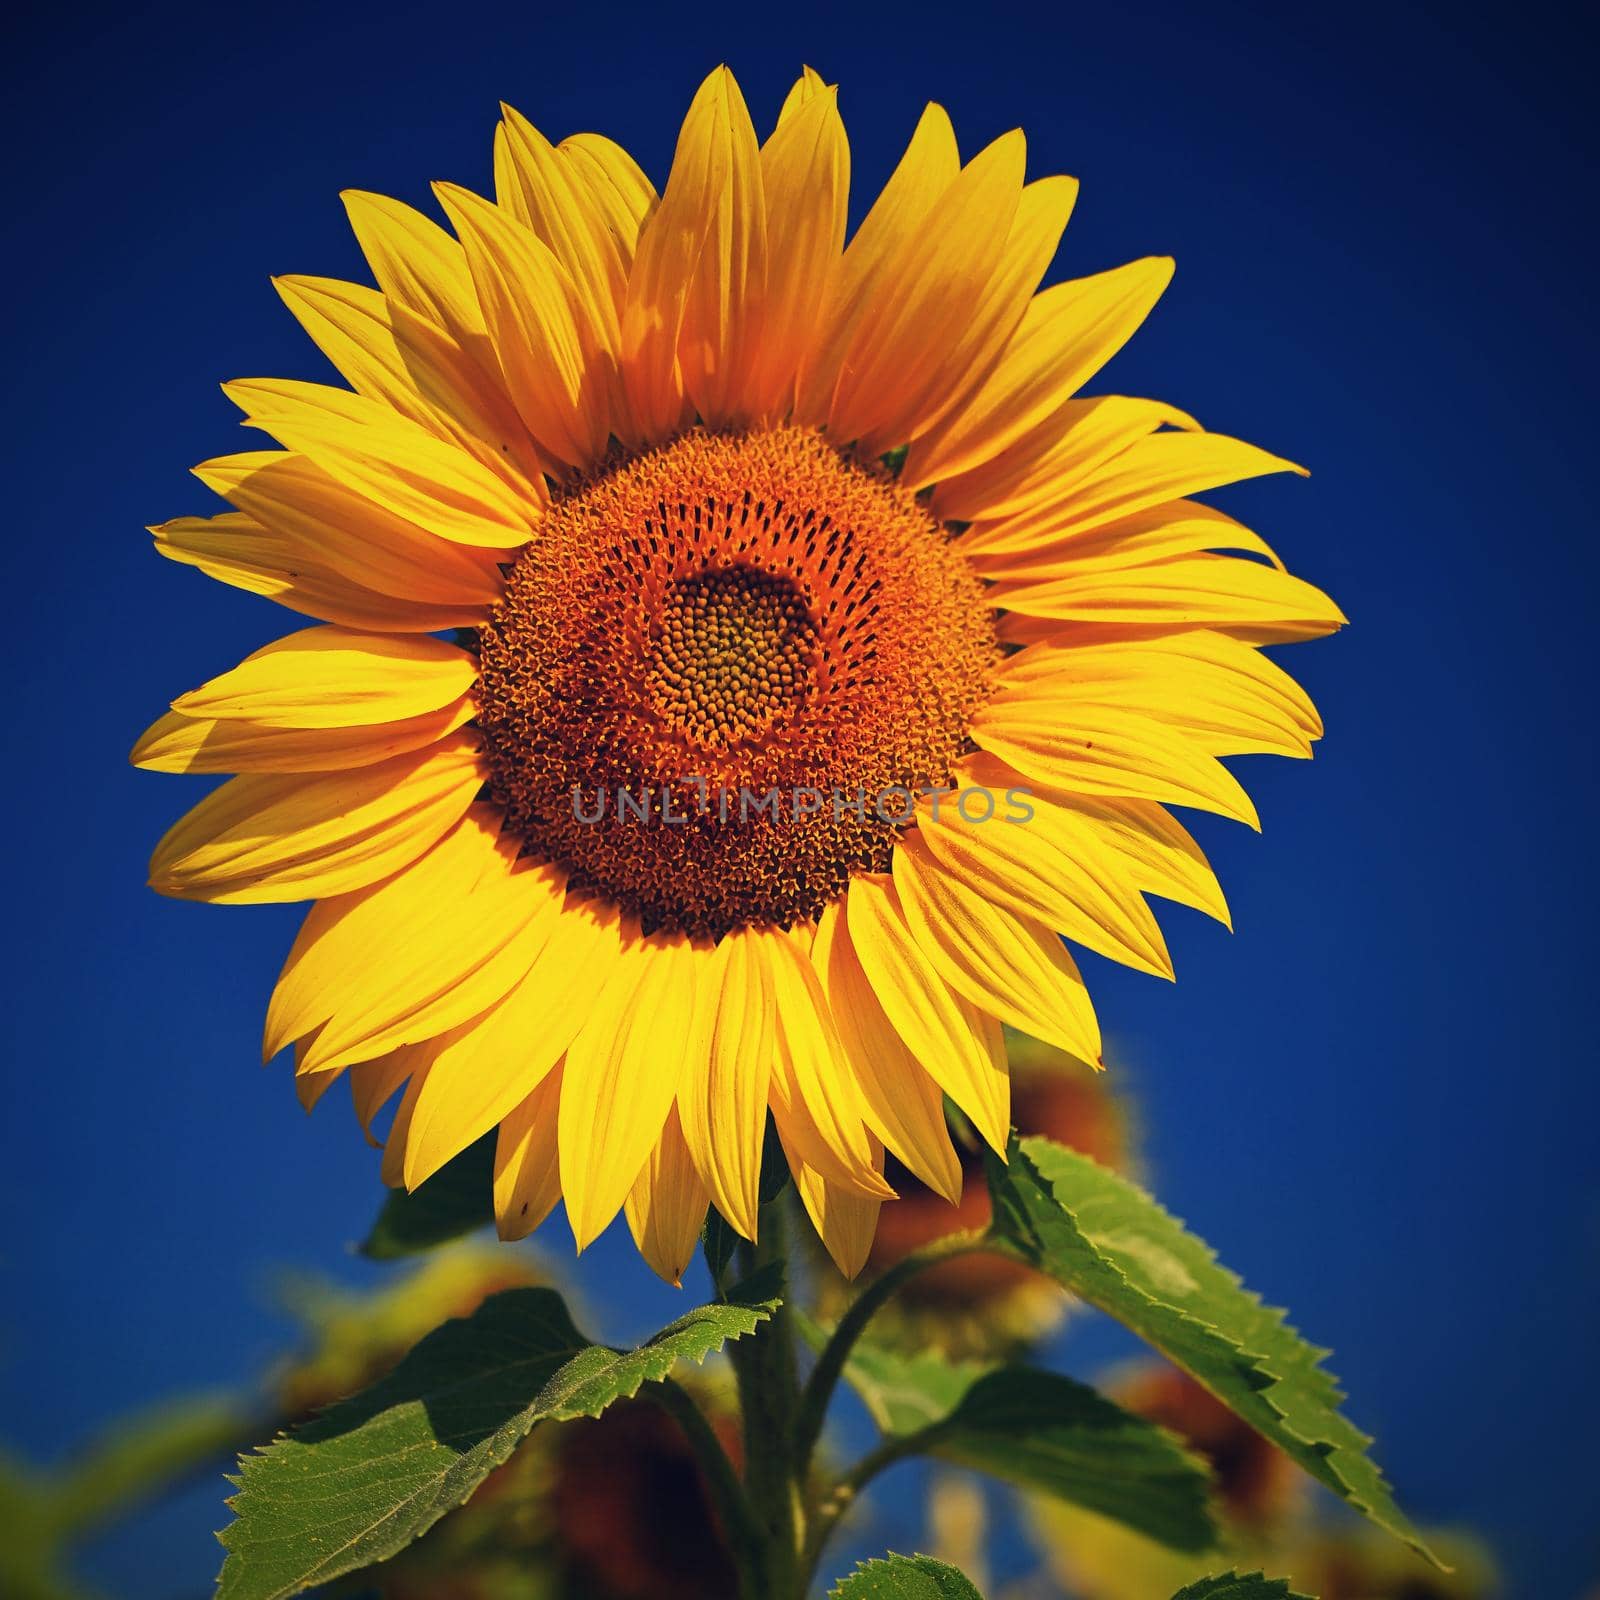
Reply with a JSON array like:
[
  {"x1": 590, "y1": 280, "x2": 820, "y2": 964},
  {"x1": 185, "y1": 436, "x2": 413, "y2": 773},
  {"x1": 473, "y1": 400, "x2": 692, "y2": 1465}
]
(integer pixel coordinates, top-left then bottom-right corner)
[
  {"x1": 819, "y1": 1030, "x2": 1136, "y2": 1354},
  {"x1": 137, "y1": 63, "x2": 1341, "y2": 1282},
  {"x1": 323, "y1": 1393, "x2": 743, "y2": 1600},
  {"x1": 1024, "y1": 1362, "x2": 1495, "y2": 1600},
  {"x1": 272, "y1": 1243, "x2": 549, "y2": 1416},
  {"x1": 276, "y1": 1250, "x2": 743, "y2": 1600}
]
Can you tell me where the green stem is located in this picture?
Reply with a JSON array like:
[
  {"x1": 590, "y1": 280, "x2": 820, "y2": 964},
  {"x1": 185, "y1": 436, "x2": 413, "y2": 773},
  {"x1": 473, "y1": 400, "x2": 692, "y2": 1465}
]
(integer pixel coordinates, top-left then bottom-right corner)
[
  {"x1": 729, "y1": 1201, "x2": 802, "y2": 1598},
  {"x1": 652, "y1": 1376, "x2": 766, "y2": 1598},
  {"x1": 791, "y1": 1229, "x2": 987, "y2": 1483},
  {"x1": 797, "y1": 1430, "x2": 926, "y2": 1582}
]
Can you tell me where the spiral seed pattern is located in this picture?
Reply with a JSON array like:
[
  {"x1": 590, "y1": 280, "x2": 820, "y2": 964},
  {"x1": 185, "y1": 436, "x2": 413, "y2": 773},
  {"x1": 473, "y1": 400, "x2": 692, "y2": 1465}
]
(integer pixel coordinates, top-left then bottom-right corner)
[{"x1": 475, "y1": 425, "x2": 999, "y2": 938}]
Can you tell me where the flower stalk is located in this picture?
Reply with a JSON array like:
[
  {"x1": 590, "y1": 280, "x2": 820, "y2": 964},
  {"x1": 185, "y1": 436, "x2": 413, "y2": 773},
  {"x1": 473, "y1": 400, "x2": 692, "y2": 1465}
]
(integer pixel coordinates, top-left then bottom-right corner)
[
  {"x1": 672, "y1": 1206, "x2": 1001, "y2": 1599},
  {"x1": 728, "y1": 1202, "x2": 803, "y2": 1596}
]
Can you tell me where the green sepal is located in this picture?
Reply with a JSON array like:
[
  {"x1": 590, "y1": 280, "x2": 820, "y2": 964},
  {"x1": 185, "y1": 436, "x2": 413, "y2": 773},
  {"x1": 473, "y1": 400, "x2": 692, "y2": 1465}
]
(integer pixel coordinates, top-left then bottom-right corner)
[
  {"x1": 360, "y1": 1134, "x2": 494, "y2": 1259},
  {"x1": 703, "y1": 1207, "x2": 741, "y2": 1297}
]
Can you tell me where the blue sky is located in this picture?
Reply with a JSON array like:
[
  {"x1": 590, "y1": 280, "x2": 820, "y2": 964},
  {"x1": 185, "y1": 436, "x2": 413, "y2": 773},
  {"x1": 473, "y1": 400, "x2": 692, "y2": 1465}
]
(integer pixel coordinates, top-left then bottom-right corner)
[{"x1": 2, "y1": 2, "x2": 1594, "y2": 1594}]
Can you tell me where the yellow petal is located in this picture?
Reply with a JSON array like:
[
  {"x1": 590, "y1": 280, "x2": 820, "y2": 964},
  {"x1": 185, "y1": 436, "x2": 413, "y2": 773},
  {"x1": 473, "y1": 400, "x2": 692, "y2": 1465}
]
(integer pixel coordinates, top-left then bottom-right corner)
[
  {"x1": 225, "y1": 375, "x2": 523, "y2": 502},
  {"x1": 811, "y1": 901, "x2": 962, "y2": 1205},
  {"x1": 559, "y1": 932, "x2": 715, "y2": 1251},
  {"x1": 351, "y1": 1052, "x2": 417, "y2": 1144},
  {"x1": 973, "y1": 683, "x2": 1261, "y2": 828},
  {"x1": 270, "y1": 275, "x2": 545, "y2": 491},
  {"x1": 764, "y1": 926, "x2": 893, "y2": 1200},
  {"x1": 910, "y1": 758, "x2": 1174, "y2": 978},
  {"x1": 380, "y1": 1060, "x2": 432, "y2": 1188},
  {"x1": 1040, "y1": 786, "x2": 1230, "y2": 928},
  {"x1": 965, "y1": 498, "x2": 1282, "y2": 574},
  {"x1": 435, "y1": 182, "x2": 612, "y2": 469},
  {"x1": 149, "y1": 732, "x2": 484, "y2": 905},
  {"x1": 999, "y1": 611, "x2": 1340, "y2": 664},
  {"x1": 192, "y1": 453, "x2": 504, "y2": 606},
  {"x1": 235, "y1": 400, "x2": 534, "y2": 551},
  {"x1": 403, "y1": 896, "x2": 626, "y2": 1188},
  {"x1": 149, "y1": 512, "x2": 487, "y2": 634},
  {"x1": 559, "y1": 134, "x2": 657, "y2": 266},
  {"x1": 132, "y1": 699, "x2": 473, "y2": 774},
  {"x1": 263, "y1": 803, "x2": 508, "y2": 1058},
  {"x1": 341, "y1": 188, "x2": 529, "y2": 425},
  {"x1": 893, "y1": 827, "x2": 1102, "y2": 1065},
  {"x1": 677, "y1": 927, "x2": 774, "y2": 1242},
  {"x1": 843, "y1": 876, "x2": 1010, "y2": 1155},
  {"x1": 341, "y1": 189, "x2": 486, "y2": 341},
  {"x1": 744, "y1": 86, "x2": 849, "y2": 421},
  {"x1": 979, "y1": 428, "x2": 1305, "y2": 541},
  {"x1": 995, "y1": 631, "x2": 1322, "y2": 759},
  {"x1": 226, "y1": 376, "x2": 374, "y2": 424},
  {"x1": 494, "y1": 1063, "x2": 565, "y2": 1241},
  {"x1": 906, "y1": 256, "x2": 1175, "y2": 488},
  {"x1": 989, "y1": 552, "x2": 1345, "y2": 637},
  {"x1": 171, "y1": 625, "x2": 475, "y2": 729},
  {"x1": 621, "y1": 69, "x2": 733, "y2": 442},
  {"x1": 859, "y1": 170, "x2": 1079, "y2": 458},
  {"x1": 301, "y1": 856, "x2": 564, "y2": 1078},
  {"x1": 496, "y1": 104, "x2": 626, "y2": 354},
  {"x1": 783, "y1": 1140, "x2": 884, "y2": 1280},
  {"x1": 675, "y1": 67, "x2": 767, "y2": 428},
  {"x1": 625, "y1": 1107, "x2": 710, "y2": 1287},
  {"x1": 295, "y1": 1060, "x2": 341, "y2": 1111},
  {"x1": 775, "y1": 66, "x2": 830, "y2": 130},
  {"x1": 932, "y1": 396, "x2": 1198, "y2": 524},
  {"x1": 795, "y1": 103, "x2": 960, "y2": 423},
  {"x1": 827, "y1": 131, "x2": 1027, "y2": 448}
]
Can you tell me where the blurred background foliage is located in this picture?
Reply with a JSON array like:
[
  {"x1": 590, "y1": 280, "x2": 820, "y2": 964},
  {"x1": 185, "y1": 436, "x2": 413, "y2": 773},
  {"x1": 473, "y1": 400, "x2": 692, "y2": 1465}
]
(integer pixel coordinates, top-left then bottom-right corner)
[{"x1": 1, "y1": 1048, "x2": 1506, "y2": 1598}]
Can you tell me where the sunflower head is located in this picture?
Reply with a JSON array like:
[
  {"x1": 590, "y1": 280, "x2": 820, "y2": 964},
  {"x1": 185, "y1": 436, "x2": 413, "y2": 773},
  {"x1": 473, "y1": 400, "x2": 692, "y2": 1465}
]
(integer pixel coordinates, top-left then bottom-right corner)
[
  {"x1": 1113, "y1": 1361, "x2": 1304, "y2": 1531},
  {"x1": 325, "y1": 1389, "x2": 743, "y2": 1600},
  {"x1": 548, "y1": 1397, "x2": 743, "y2": 1600},
  {"x1": 137, "y1": 65, "x2": 1340, "y2": 1283},
  {"x1": 274, "y1": 1244, "x2": 547, "y2": 1417},
  {"x1": 475, "y1": 424, "x2": 997, "y2": 940}
]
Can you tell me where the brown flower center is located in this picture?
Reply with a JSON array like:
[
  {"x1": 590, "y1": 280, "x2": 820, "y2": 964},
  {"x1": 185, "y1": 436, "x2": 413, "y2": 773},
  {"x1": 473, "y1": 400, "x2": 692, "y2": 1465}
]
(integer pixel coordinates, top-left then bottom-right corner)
[{"x1": 475, "y1": 425, "x2": 998, "y2": 938}]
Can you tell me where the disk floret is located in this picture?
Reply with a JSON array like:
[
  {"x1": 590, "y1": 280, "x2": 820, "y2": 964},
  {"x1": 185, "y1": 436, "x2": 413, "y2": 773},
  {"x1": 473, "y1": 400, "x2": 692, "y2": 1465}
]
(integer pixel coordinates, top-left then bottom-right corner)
[{"x1": 474, "y1": 426, "x2": 999, "y2": 937}]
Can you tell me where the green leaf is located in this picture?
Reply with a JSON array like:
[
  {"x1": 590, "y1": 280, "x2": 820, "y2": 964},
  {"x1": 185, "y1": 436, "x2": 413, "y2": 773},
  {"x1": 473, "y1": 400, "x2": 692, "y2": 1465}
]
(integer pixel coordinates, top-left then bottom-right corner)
[
  {"x1": 359, "y1": 1134, "x2": 494, "y2": 1258},
  {"x1": 836, "y1": 1341, "x2": 1216, "y2": 1551},
  {"x1": 831, "y1": 1553, "x2": 985, "y2": 1598},
  {"x1": 1171, "y1": 1573, "x2": 1313, "y2": 1599},
  {"x1": 216, "y1": 1271, "x2": 782, "y2": 1600},
  {"x1": 987, "y1": 1137, "x2": 1434, "y2": 1565}
]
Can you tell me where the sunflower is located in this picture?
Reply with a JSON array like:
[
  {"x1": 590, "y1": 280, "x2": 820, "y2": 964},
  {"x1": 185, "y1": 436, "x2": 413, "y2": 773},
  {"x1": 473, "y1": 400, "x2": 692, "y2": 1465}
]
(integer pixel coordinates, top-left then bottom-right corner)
[
  {"x1": 327, "y1": 1389, "x2": 745, "y2": 1600},
  {"x1": 829, "y1": 1031, "x2": 1137, "y2": 1355},
  {"x1": 1027, "y1": 1365, "x2": 1493, "y2": 1600},
  {"x1": 137, "y1": 65, "x2": 1342, "y2": 1285},
  {"x1": 274, "y1": 1244, "x2": 548, "y2": 1417}
]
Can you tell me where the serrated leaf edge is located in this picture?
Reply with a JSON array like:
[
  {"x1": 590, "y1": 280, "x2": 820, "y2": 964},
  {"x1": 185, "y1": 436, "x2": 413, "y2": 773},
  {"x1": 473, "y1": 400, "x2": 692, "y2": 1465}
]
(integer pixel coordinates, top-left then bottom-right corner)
[
  {"x1": 214, "y1": 1279, "x2": 779, "y2": 1599},
  {"x1": 1004, "y1": 1138, "x2": 1436, "y2": 1566}
]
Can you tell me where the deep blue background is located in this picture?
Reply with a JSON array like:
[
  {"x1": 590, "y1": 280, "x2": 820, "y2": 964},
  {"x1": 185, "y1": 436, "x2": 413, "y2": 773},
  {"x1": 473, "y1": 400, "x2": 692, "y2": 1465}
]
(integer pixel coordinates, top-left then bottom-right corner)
[{"x1": 3, "y1": 2, "x2": 1594, "y2": 1595}]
